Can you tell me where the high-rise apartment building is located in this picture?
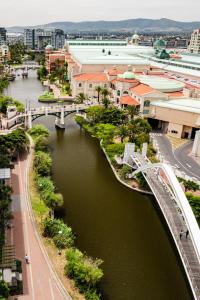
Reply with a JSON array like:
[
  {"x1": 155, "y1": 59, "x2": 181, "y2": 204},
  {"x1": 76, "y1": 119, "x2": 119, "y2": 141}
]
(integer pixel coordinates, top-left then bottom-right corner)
[
  {"x1": 54, "y1": 29, "x2": 65, "y2": 49},
  {"x1": 0, "y1": 27, "x2": 7, "y2": 46},
  {"x1": 188, "y1": 29, "x2": 200, "y2": 54},
  {"x1": 24, "y1": 28, "x2": 65, "y2": 50},
  {"x1": 24, "y1": 29, "x2": 35, "y2": 49}
]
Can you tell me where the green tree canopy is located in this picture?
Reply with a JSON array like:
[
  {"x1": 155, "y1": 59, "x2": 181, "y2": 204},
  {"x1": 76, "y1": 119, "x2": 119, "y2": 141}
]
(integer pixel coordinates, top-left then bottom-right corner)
[
  {"x1": 34, "y1": 151, "x2": 52, "y2": 176},
  {"x1": 95, "y1": 123, "x2": 116, "y2": 145}
]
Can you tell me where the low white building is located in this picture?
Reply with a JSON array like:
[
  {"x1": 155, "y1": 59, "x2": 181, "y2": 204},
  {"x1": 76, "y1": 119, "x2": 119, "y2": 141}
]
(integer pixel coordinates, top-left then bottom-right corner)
[{"x1": 71, "y1": 73, "x2": 109, "y2": 98}]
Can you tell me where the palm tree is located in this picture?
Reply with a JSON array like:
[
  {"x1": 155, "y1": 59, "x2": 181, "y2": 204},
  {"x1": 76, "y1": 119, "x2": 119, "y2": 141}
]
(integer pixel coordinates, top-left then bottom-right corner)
[
  {"x1": 127, "y1": 118, "x2": 151, "y2": 143},
  {"x1": 75, "y1": 92, "x2": 86, "y2": 104},
  {"x1": 101, "y1": 88, "x2": 110, "y2": 99},
  {"x1": 118, "y1": 125, "x2": 128, "y2": 143},
  {"x1": 95, "y1": 86, "x2": 102, "y2": 103},
  {"x1": 126, "y1": 105, "x2": 140, "y2": 120},
  {"x1": 102, "y1": 97, "x2": 110, "y2": 109}
]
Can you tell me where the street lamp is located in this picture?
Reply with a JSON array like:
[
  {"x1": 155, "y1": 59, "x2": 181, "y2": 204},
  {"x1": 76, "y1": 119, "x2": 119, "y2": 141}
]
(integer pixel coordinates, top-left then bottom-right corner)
[{"x1": 58, "y1": 230, "x2": 62, "y2": 255}]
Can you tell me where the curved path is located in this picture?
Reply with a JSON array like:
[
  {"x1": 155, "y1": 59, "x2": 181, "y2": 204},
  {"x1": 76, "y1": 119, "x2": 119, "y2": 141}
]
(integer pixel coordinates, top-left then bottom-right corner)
[{"x1": 9, "y1": 146, "x2": 71, "y2": 300}]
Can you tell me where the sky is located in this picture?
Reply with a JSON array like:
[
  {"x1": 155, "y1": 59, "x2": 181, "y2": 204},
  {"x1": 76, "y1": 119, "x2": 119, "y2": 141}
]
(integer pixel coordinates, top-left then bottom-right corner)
[{"x1": 0, "y1": 0, "x2": 200, "y2": 27}]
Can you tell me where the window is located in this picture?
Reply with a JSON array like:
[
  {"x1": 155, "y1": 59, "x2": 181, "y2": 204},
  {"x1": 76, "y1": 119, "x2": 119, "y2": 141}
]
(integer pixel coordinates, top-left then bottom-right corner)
[
  {"x1": 144, "y1": 100, "x2": 150, "y2": 107},
  {"x1": 78, "y1": 83, "x2": 82, "y2": 87},
  {"x1": 89, "y1": 84, "x2": 92, "y2": 88},
  {"x1": 123, "y1": 91, "x2": 129, "y2": 95},
  {"x1": 171, "y1": 130, "x2": 178, "y2": 134},
  {"x1": 117, "y1": 90, "x2": 120, "y2": 96},
  {"x1": 104, "y1": 84, "x2": 107, "y2": 87}
]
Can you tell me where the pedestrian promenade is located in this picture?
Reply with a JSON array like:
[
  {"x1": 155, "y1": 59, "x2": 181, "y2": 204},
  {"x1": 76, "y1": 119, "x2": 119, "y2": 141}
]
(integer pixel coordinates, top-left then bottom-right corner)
[{"x1": 7, "y1": 152, "x2": 71, "y2": 300}]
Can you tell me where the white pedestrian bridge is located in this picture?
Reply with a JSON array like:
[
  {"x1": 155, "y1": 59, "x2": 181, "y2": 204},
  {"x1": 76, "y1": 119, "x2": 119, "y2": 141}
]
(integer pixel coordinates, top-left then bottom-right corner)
[
  {"x1": 3, "y1": 103, "x2": 91, "y2": 130},
  {"x1": 123, "y1": 143, "x2": 200, "y2": 300}
]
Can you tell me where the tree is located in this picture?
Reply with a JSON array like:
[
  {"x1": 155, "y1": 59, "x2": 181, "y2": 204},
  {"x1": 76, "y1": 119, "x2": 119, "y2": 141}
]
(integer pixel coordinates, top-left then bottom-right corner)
[
  {"x1": 102, "y1": 97, "x2": 110, "y2": 109},
  {"x1": 101, "y1": 88, "x2": 110, "y2": 99},
  {"x1": 126, "y1": 105, "x2": 140, "y2": 120},
  {"x1": 37, "y1": 66, "x2": 48, "y2": 80},
  {"x1": 0, "y1": 78, "x2": 9, "y2": 94},
  {"x1": 118, "y1": 125, "x2": 128, "y2": 143},
  {"x1": 9, "y1": 41, "x2": 26, "y2": 64},
  {"x1": 95, "y1": 123, "x2": 116, "y2": 145},
  {"x1": 44, "y1": 192, "x2": 64, "y2": 214},
  {"x1": 127, "y1": 118, "x2": 151, "y2": 145},
  {"x1": 135, "y1": 172, "x2": 149, "y2": 189},
  {"x1": 100, "y1": 108, "x2": 127, "y2": 126},
  {"x1": 43, "y1": 218, "x2": 74, "y2": 248},
  {"x1": 28, "y1": 124, "x2": 49, "y2": 140},
  {"x1": 186, "y1": 192, "x2": 200, "y2": 224},
  {"x1": 183, "y1": 180, "x2": 199, "y2": 192},
  {"x1": 34, "y1": 151, "x2": 52, "y2": 176},
  {"x1": 95, "y1": 86, "x2": 102, "y2": 103},
  {"x1": 0, "y1": 184, "x2": 12, "y2": 251},
  {"x1": 65, "y1": 248, "x2": 103, "y2": 293},
  {"x1": 75, "y1": 93, "x2": 86, "y2": 104},
  {"x1": 0, "y1": 279, "x2": 10, "y2": 298},
  {"x1": 86, "y1": 106, "x2": 104, "y2": 124}
]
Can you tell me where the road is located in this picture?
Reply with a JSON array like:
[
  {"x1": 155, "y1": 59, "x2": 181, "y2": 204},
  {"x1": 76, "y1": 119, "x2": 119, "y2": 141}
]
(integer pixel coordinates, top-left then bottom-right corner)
[
  {"x1": 151, "y1": 133, "x2": 200, "y2": 181},
  {"x1": 7, "y1": 149, "x2": 71, "y2": 300}
]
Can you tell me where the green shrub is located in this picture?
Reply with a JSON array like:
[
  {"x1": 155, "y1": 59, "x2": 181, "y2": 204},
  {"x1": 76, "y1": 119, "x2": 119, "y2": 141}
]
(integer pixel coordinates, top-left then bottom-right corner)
[
  {"x1": 94, "y1": 123, "x2": 116, "y2": 145},
  {"x1": 16, "y1": 259, "x2": 22, "y2": 273},
  {"x1": 105, "y1": 143, "x2": 125, "y2": 159},
  {"x1": 65, "y1": 248, "x2": 103, "y2": 293},
  {"x1": 135, "y1": 172, "x2": 149, "y2": 190},
  {"x1": 119, "y1": 165, "x2": 132, "y2": 180},
  {"x1": 34, "y1": 151, "x2": 52, "y2": 176},
  {"x1": 36, "y1": 176, "x2": 55, "y2": 198},
  {"x1": 44, "y1": 192, "x2": 64, "y2": 211},
  {"x1": 0, "y1": 280, "x2": 10, "y2": 298},
  {"x1": 75, "y1": 116, "x2": 88, "y2": 127},
  {"x1": 43, "y1": 218, "x2": 74, "y2": 248},
  {"x1": 84, "y1": 289, "x2": 101, "y2": 300},
  {"x1": 186, "y1": 192, "x2": 200, "y2": 224},
  {"x1": 28, "y1": 124, "x2": 49, "y2": 140}
]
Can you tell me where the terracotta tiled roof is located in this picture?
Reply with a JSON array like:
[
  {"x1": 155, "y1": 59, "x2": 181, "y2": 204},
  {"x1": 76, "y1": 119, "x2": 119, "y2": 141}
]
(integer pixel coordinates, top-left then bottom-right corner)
[
  {"x1": 120, "y1": 95, "x2": 140, "y2": 106},
  {"x1": 73, "y1": 73, "x2": 109, "y2": 82},
  {"x1": 107, "y1": 68, "x2": 123, "y2": 76},
  {"x1": 130, "y1": 84, "x2": 156, "y2": 95},
  {"x1": 116, "y1": 78, "x2": 139, "y2": 84},
  {"x1": 166, "y1": 91, "x2": 184, "y2": 97}
]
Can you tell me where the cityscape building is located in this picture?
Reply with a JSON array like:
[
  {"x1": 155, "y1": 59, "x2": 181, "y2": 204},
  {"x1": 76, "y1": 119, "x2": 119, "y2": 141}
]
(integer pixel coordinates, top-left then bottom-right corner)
[
  {"x1": 188, "y1": 29, "x2": 200, "y2": 54},
  {"x1": 24, "y1": 28, "x2": 65, "y2": 50},
  {"x1": 0, "y1": 27, "x2": 7, "y2": 46}
]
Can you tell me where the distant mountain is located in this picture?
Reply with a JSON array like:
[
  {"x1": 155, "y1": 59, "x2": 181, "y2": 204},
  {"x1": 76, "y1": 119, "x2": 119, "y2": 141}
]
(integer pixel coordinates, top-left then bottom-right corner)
[{"x1": 7, "y1": 18, "x2": 200, "y2": 34}]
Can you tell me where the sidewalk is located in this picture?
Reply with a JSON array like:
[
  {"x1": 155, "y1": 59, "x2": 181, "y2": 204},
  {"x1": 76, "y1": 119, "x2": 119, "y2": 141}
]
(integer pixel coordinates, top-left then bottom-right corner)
[{"x1": 7, "y1": 151, "x2": 71, "y2": 300}]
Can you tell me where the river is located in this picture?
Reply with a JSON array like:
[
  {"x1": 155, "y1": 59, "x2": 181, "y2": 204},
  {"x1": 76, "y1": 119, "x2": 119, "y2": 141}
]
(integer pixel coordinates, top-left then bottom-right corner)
[{"x1": 5, "y1": 69, "x2": 192, "y2": 300}]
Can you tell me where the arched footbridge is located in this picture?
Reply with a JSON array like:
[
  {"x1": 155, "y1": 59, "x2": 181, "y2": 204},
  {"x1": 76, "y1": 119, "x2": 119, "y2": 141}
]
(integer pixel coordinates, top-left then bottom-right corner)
[
  {"x1": 123, "y1": 143, "x2": 200, "y2": 300},
  {"x1": 3, "y1": 104, "x2": 90, "y2": 129}
]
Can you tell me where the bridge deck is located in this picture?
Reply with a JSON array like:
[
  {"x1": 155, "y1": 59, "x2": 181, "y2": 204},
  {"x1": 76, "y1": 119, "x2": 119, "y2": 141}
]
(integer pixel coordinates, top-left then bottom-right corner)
[{"x1": 131, "y1": 153, "x2": 200, "y2": 299}]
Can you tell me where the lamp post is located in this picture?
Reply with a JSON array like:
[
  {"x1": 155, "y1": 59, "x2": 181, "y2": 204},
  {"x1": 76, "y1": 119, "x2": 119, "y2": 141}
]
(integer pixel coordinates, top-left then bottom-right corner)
[{"x1": 58, "y1": 230, "x2": 62, "y2": 255}]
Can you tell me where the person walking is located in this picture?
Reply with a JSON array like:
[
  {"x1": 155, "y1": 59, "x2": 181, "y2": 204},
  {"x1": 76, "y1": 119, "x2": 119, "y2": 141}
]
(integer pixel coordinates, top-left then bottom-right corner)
[
  {"x1": 179, "y1": 230, "x2": 184, "y2": 240},
  {"x1": 24, "y1": 254, "x2": 30, "y2": 264},
  {"x1": 186, "y1": 229, "x2": 189, "y2": 239}
]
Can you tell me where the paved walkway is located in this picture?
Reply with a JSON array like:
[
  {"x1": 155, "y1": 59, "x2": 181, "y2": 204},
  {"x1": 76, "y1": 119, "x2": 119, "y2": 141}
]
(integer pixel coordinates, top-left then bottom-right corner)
[
  {"x1": 151, "y1": 133, "x2": 200, "y2": 181},
  {"x1": 6, "y1": 151, "x2": 71, "y2": 300}
]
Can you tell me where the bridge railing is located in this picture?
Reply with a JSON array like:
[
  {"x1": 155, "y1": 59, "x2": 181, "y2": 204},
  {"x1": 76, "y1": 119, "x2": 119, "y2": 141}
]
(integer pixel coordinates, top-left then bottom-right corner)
[{"x1": 146, "y1": 174, "x2": 200, "y2": 299}]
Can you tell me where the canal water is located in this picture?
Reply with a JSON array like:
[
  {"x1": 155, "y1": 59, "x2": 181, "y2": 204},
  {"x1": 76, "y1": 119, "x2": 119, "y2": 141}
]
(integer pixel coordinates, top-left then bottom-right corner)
[{"x1": 6, "y1": 70, "x2": 192, "y2": 300}]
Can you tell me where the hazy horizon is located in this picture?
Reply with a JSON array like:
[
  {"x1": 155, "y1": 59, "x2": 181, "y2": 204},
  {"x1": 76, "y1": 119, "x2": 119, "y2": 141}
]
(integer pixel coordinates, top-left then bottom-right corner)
[
  {"x1": 4, "y1": 17, "x2": 200, "y2": 29},
  {"x1": 0, "y1": 0, "x2": 199, "y2": 27}
]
